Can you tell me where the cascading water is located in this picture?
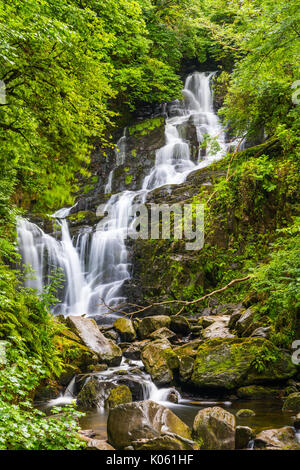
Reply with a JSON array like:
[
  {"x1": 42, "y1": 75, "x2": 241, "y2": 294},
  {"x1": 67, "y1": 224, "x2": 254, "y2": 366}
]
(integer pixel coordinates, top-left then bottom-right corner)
[{"x1": 17, "y1": 72, "x2": 227, "y2": 322}]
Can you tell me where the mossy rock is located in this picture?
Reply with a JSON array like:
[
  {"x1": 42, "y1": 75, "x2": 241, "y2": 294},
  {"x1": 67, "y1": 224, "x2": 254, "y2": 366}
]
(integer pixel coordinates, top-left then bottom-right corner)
[
  {"x1": 136, "y1": 315, "x2": 171, "y2": 339},
  {"x1": 236, "y1": 409, "x2": 256, "y2": 417},
  {"x1": 141, "y1": 339, "x2": 173, "y2": 385},
  {"x1": 282, "y1": 392, "x2": 300, "y2": 412},
  {"x1": 237, "y1": 385, "x2": 281, "y2": 399},
  {"x1": 191, "y1": 337, "x2": 296, "y2": 390},
  {"x1": 113, "y1": 318, "x2": 136, "y2": 342},
  {"x1": 105, "y1": 385, "x2": 132, "y2": 410},
  {"x1": 131, "y1": 435, "x2": 199, "y2": 450}
]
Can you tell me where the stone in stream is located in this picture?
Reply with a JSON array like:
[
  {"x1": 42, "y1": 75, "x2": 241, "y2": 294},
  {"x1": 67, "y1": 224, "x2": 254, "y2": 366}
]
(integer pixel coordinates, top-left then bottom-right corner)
[
  {"x1": 282, "y1": 392, "x2": 300, "y2": 412},
  {"x1": 191, "y1": 337, "x2": 296, "y2": 390},
  {"x1": 135, "y1": 315, "x2": 171, "y2": 339},
  {"x1": 107, "y1": 400, "x2": 193, "y2": 449},
  {"x1": 235, "y1": 426, "x2": 254, "y2": 449},
  {"x1": 237, "y1": 385, "x2": 281, "y2": 399},
  {"x1": 141, "y1": 338, "x2": 177, "y2": 386},
  {"x1": 130, "y1": 435, "x2": 198, "y2": 450},
  {"x1": 236, "y1": 409, "x2": 256, "y2": 417},
  {"x1": 121, "y1": 339, "x2": 150, "y2": 360},
  {"x1": 66, "y1": 316, "x2": 122, "y2": 366},
  {"x1": 113, "y1": 317, "x2": 136, "y2": 342},
  {"x1": 192, "y1": 406, "x2": 236, "y2": 450},
  {"x1": 254, "y1": 427, "x2": 300, "y2": 450},
  {"x1": 77, "y1": 377, "x2": 114, "y2": 410},
  {"x1": 105, "y1": 385, "x2": 132, "y2": 409}
]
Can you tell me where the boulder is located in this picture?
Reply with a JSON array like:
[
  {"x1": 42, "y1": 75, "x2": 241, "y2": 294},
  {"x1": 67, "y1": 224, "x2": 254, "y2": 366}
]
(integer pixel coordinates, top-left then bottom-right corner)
[
  {"x1": 254, "y1": 427, "x2": 300, "y2": 449},
  {"x1": 87, "y1": 439, "x2": 115, "y2": 450},
  {"x1": 191, "y1": 338, "x2": 296, "y2": 390},
  {"x1": 236, "y1": 409, "x2": 255, "y2": 417},
  {"x1": 235, "y1": 426, "x2": 254, "y2": 449},
  {"x1": 113, "y1": 318, "x2": 136, "y2": 342},
  {"x1": 150, "y1": 327, "x2": 176, "y2": 341},
  {"x1": 170, "y1": 316, "x2": 190, "y2": 335},
  {"x1": 66, "y1": 316, "x2": 122, "y2": 366},
  {"x1": 77, "y1": 377, "x2": 113, "y2": 410},
  {"x1": 192, "y1": 406, "x2": 236, "y2": 450},
  {"x1": 131, "y1": 435, "x2": 198, "y2": 450},
  {"x1": 282, "y1": 392, "x2": 300, "y2": 412},
  {"x1": 202, "y1": 316, "x2": 235, "y2": 340},
  {"x1": 141, "y1": 339, "x2": 174, "y2": 385},
  {"x1": 136, "y1": 315, "x2": 171, "y2": 339},
  {"x1": 105, "y1": 385, "x2": 132, "y2": 409},
  {"x1": 107, "y1": 400, "x2": 192, "y2": 449},
  {"x1": 237, "y1": 385, "x2": 281, "y2": 399},
  {"x1": 235, "y1": 308, "x2": 257, "y2": 337},
  {"x1": 121, "y1": 340, "x2": 150, "y2": 360},
  {"x1": 174, "y1": 339, "x2": 202, "y2": 383}
]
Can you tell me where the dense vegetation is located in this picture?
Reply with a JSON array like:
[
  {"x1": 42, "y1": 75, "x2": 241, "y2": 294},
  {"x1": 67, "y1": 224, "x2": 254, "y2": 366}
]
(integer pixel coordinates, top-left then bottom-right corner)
[{"x1": 0, "y1": 0, "x2": 299, "y2": 449}]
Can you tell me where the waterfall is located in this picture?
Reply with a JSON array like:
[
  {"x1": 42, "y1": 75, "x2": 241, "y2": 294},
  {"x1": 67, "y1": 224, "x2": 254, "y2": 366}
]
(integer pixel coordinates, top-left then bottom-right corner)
[{"x1": 17, "y1": 72, "x2": 227, "y2": 322}]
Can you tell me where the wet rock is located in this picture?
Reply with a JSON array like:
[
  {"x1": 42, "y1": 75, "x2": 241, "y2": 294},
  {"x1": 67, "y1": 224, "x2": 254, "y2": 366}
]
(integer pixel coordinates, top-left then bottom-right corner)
[
  {"x1": 236, "y1": 409, "x2": 256, "y2": 417},
  {"x1": 105, "y1": 385, "x2": 132, "y2": 410},
  {"x1": 66, "y1": 316, "x2": 122, "y2": 366},
  {"x1": 198, "y1": 316, "x2": 215, "y2": 328},
  {"x1": 131, "y1": 435, "x2": 199, "y2": 450},
  {"x1": 87, "y1": 440, "x2": 115, "y2": 450},
  {"x1": 179, "y1": 355, "x2": 195, "y2": 383},
  {"x1": 141, "y1": 339, "x2": 175, "y2": 385},
  {"x1": 170, "y1": 316, "x2": 190, "y2": 335},
  {"x1": 107, "y1": 400, "x2": 192, "y2": 449},
  {"x1": 136, "y1": 315, "x2": 171, "y2": 339},
  {"x1": 254, "y1": 427, "x2": 300, "y2": 449},
  {"x1": 77, "y1": 377, "x2": 114, "y2": 410},
  {"x1": 191, "y1": 338, "x2": 296, "y2": 390},
  {"x1": 235, "y1": 426, "x2": 254, "y2": 449},
  {"x1": 87, "y1": 364, "x2": 108, "y2": 373},
  {"x1": 282, "y1": 392, "x2": 300, "y2": 412},
  {"x1": 237, "y1": 385, "x2": 281, "y2": 399},
  {"x1": 117, "y1": 376, "x2": 145, "y2": 401},
  {"x1": 113, "y1": 318, "x2": 136, "y2": 342},
  {"x1": 192, "y1": 406, "x2": 236, "y2": 450},
  {"x1": 150, "y1": 327, "x2": 176, "y2": 341},
  {"x1": 166, "y1": 389, "x2": 180, "y2": 404}
]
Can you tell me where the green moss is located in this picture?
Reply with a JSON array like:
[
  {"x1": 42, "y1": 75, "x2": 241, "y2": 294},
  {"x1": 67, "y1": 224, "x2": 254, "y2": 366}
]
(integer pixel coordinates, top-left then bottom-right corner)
[{"x1": 106, "y1": 385, "x2": 132, "y2": 409}]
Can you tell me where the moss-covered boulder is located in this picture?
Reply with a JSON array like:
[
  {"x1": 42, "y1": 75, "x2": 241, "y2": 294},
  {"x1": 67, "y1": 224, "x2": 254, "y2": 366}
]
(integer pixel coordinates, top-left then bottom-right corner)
[
  {"x1": 76, "y1": 378, "x2": 111, "y2": 410},
  {"x1": 136, "y1": 315, "x2": 171, "y2": 339},
  {"x1": 174, "y1": 339, "x2": 202, "y2": 382},
  {"x1": 141, "y1": 339, "x2": 175, "y2": 385},
  {"x1": 192, "y1": 406, "x2": 236, "y2": 450},
  {"x1": 54, "y1": 328, "x2": 97, "y2": 375},
  {"x1": 254, "y1": 427, "x2": 300, "y2": 449},
  {"x1": 235, "y1": 308, "x2": 258, "y2": 337},
  {"x1": 236, "y1": 409, "x2": 255, "y2": 417},
  {"x1": 113, "y1": 318, "x2": 136, "y2": 342},
  {"x1": 191, "y1": 337, "x2": 296, "y2": 390},
  {"x1": 282, "y1": 392, "x2": 300, "y2": 412},
  {"x1": 237, "y1": 385, "x2": 281, "y2": 399},
  {"x1": 107, "y1": 400, "x2": 192, "y2": 449},
  {"x1": 121, "y1": 340, "x2": 150, "y2": 360},
  {"x1": 105, "y1": 385, "x2": 132, "y2": 410}
]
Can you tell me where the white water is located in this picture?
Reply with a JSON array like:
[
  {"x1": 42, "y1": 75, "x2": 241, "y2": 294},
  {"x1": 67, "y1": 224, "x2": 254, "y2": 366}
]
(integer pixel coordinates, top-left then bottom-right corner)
[{"x1": 17, "y1": 72, "x2": 227, "y2": 322}]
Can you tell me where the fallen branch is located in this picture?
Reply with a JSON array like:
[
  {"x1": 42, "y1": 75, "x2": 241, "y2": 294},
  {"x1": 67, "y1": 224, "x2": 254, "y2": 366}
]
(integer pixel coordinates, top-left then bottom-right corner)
[{"x1": 99, "y1": 275, "x2": 252, "y2": 318}]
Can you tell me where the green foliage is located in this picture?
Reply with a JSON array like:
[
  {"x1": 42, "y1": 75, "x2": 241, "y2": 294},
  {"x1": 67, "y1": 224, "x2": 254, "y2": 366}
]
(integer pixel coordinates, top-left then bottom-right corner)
[{"x1": 0, "y1": 343, "x2": 85, "y2": 450}]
